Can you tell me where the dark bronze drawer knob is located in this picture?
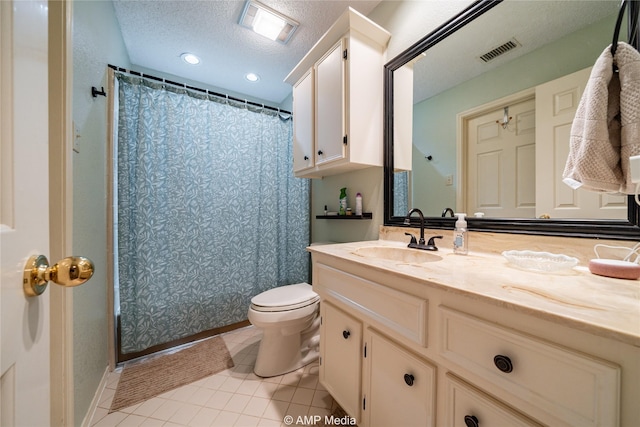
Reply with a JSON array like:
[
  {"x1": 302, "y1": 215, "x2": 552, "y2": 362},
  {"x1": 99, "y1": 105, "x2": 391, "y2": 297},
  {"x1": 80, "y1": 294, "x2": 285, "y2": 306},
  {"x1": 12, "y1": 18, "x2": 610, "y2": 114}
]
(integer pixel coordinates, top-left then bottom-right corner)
[
  {"x1": 494, "y1": 354, "x2": 513, "y2": 373},
  {"x1": 464, "y1": 415, "x2": 479, "y2": 427},
  {"x1": 342, "y1": 330, "x2": 350, "y2": 339},
  {"x1": 404, "y1": 373, "x2": 414, "y2": 386}
]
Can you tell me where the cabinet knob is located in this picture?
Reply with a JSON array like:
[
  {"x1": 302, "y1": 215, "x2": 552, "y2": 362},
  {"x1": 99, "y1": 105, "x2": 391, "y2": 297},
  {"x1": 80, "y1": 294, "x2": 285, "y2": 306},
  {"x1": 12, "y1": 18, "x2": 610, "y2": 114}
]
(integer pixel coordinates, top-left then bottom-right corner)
[
  {"x1": 493, "y1": 354, "x2": 513, "y2": 373},
  {"x1": 318, "y1": 150, "x2": 324, "y2": 156},
  {"x1": 403, "y1": 373, "x2": 414, "y2": 386},
  {"x1": 464, "y1": 415, "x2": 479, "y2": 427},
  {"x1": 303, "y1": 155, "x2": 309, "y2": 160},
  {"x1": 342, "y1": 330, "x2": 350, "y2": 339}
]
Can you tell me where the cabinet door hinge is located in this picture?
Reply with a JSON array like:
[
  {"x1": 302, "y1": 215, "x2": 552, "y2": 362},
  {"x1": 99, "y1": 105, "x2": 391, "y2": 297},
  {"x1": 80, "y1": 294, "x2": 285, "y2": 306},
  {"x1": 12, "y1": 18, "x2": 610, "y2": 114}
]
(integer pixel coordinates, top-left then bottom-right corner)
[
  {"x1": 363, "y1": 343, "x2": 367, "y2": 358},
  {"x1": 320, "y1": 316, "x2": 323, "y2": 325},
  {"x1": 343, "y1": 49, "x2": 348, "y2": 60},
  {"x1": 363, "y1": 396, "x2": 366, "y2": 410},
  {"x1": 319, "y1": 356, "x2": 322, "y2": 366},
  {"x1": 343, "y1": 135, "x2": 348, "y2": 145}
]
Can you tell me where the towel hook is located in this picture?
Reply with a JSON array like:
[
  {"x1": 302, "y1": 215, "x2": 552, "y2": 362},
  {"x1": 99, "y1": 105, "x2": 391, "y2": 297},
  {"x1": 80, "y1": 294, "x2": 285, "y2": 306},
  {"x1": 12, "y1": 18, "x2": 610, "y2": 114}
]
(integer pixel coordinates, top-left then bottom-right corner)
[
  {"x1": 91, "y1": 86, "x2": 106, "y2": 98},
  {"x1": 611, "y1": 0, "x2": 628, "y2": 57}
]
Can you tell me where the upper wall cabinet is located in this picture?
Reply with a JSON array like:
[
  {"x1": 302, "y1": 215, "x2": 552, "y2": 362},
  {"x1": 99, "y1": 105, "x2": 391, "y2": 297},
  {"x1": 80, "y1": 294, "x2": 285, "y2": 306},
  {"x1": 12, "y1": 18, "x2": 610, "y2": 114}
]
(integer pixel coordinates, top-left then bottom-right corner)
[{"x1": 285, "y1": 8, "x2": 391, "y2": 178}]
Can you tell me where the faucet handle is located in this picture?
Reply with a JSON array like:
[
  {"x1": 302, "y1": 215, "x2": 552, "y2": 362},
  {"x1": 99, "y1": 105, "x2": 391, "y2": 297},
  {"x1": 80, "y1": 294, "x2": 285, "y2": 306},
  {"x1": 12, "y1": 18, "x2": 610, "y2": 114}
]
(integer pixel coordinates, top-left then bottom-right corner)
[
  {"x1": 404, "y1": 232, "x2": 417, "y2": 245},
  {"x1": 426, "y1": 235, "x2": 443, "y2": 250}
]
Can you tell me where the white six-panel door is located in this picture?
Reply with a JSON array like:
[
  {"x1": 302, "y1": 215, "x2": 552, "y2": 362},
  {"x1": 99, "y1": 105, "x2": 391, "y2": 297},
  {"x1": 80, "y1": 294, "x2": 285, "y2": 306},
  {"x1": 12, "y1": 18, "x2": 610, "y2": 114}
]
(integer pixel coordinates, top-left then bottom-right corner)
[
  {"x1": 1, "y1": 1, "x2": 52, "y2": 425},
  {"x1": 466, "y1": 98, "x2": 536, "y2": 218}
]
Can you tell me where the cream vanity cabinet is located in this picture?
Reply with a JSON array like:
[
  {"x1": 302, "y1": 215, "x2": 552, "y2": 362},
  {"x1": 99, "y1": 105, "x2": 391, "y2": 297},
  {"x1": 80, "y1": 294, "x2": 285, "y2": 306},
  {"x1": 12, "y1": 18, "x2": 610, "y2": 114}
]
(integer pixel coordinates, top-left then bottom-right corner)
[
  {"x1": 310, "y1": 249, "x2": 636, "y2": 427},
  {"x1": 285, "y1": 8, "x2": 391, "y2": 178}
]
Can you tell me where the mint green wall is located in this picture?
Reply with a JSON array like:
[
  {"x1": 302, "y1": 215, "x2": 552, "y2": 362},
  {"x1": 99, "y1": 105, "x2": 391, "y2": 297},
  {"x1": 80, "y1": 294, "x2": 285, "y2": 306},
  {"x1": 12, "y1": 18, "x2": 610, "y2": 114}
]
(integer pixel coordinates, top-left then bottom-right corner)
[
  {"x1": 411, "y1": 15, "x2": 616, "y2": 216},
  {"x1": 311, "y1": 168, "x2": 384, "y2": 243},
  {"x1": 72, "y1": 1, "x2": 130, "y2": 425}
]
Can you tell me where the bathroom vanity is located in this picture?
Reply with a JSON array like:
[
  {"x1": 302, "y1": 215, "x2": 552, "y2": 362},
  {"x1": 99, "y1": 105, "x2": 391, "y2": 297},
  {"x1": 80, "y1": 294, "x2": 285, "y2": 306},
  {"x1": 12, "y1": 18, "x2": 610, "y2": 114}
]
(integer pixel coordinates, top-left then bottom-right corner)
[{"x1": 308, "y1": 231, "x2": 640, "y2": 427}]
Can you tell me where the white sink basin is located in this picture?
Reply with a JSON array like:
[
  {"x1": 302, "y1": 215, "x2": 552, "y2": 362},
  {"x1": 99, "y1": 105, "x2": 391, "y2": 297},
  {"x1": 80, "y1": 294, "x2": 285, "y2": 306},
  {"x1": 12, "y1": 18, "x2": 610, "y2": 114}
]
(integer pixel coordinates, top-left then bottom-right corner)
[{"x1": 353, "y1": 246, "x2": 442, "y2": 263}]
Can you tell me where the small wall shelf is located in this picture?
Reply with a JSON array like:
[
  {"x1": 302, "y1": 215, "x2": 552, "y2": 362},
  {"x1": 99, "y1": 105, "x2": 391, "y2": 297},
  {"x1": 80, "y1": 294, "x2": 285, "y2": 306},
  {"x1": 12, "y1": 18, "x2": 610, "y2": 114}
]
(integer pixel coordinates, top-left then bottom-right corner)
[{"x1": 316, "y1": 213, "x2": 372, "y2": 220}]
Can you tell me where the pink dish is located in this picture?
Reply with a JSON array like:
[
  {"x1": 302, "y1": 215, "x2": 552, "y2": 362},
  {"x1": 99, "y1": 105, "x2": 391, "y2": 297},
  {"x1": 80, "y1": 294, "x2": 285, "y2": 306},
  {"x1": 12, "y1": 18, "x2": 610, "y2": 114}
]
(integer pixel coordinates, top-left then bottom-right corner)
[{"x1": 588, "y1": 259, "x2": 640, "y2": 280}]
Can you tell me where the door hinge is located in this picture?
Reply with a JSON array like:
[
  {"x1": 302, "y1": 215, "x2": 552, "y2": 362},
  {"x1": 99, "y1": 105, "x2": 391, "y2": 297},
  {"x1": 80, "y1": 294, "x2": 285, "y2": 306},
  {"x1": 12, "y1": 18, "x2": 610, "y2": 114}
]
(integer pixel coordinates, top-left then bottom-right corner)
[
  {"x1": 343, "y1": 135, "x2": 348, "y2": 145},
  {"x1": 363, "y1": 397, "x2": 366, "y2": 410},
  {"x1": 320, "y1": 316, "x2": 323, "y2": 325},
  {"x1": 343, "y1": 49, "x2": 348, "y2": 60},
  {"x1": 363, "y1": 343, "x2": 367, "y2": 358},
  {"x1": 319, "y1": 356, "x2": 322, "y2": 365}
]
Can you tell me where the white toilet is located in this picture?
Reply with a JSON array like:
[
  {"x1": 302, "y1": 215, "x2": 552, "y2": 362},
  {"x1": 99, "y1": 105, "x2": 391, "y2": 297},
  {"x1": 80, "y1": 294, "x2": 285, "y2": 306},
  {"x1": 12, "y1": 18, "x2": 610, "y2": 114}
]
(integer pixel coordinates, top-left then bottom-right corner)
[{"x1": 248, "y1": 282, "x2": 320, "y2": 377}]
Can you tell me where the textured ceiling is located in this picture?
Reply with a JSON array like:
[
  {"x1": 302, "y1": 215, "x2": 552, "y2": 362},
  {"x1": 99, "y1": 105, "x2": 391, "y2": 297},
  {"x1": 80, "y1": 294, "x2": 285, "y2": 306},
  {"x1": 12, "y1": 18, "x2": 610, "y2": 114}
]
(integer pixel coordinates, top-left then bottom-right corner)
[
  {"x1": 112, "y1": 0, "x2": 382, "y2": 106},
  {"x1": 112, "y1": 0, "x2": 621, "y2": 108}
]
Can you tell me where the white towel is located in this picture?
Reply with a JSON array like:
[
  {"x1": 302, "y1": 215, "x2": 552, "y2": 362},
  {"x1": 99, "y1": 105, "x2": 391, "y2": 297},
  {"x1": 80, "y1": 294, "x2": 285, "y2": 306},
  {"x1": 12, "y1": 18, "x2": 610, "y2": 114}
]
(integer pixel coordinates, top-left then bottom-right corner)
[{"x1": 563, "y1": 42, "x2": 640, "y2": 194}]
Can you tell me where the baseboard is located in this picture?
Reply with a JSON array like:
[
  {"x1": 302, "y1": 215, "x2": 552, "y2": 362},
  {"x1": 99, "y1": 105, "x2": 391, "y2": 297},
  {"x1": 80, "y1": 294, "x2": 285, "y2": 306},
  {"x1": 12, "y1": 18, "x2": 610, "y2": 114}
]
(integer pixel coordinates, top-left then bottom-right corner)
[{"x1": 80, "y1": 366, "x2": 110, "y2": 427}]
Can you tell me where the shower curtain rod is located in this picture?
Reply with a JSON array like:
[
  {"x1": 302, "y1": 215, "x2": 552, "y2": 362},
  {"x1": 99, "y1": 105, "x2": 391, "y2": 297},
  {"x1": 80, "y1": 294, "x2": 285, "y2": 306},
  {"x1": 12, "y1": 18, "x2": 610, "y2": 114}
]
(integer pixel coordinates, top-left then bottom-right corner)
[{"x1": 108, "y1": 64, "x2": 292, "y2": 116}]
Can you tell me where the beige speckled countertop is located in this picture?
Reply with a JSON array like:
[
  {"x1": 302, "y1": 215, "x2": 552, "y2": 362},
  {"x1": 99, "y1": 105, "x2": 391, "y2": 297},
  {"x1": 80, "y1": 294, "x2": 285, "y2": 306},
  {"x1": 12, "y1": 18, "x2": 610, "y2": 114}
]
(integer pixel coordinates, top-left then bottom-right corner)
[{"x1": 308, "y1": 227, "x2": 640, "y2": 347}]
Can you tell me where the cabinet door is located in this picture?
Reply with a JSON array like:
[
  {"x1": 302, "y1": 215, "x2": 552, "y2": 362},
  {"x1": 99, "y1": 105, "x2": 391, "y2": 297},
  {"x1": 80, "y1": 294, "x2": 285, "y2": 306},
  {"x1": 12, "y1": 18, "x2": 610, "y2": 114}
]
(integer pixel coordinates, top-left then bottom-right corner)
[
  {"x1": 320, "y1": 301, "x2": 362, "y2": 420},
  {"x1": 293, "y1": 70, "x2": 314, "y2": 173},
  {"x1": 366, "y1": 330, "x2": 435, "y2": 427},
  {"x1": 314, "y1": 39, "x2": 346, "y2": 166}
]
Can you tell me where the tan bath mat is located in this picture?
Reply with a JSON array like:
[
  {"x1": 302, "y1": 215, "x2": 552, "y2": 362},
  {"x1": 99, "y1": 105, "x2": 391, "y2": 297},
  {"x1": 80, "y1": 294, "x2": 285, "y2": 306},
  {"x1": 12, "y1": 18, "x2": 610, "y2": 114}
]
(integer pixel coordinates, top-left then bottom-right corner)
[{"x1": 110, "y1": 336, "x2": 234, "y2": 412}]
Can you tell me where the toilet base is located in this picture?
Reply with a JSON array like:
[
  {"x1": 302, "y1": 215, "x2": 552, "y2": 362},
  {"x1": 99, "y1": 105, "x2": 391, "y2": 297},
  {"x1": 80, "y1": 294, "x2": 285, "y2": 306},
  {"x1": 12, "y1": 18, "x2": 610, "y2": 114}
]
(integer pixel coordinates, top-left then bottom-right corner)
[{"x1": 253, "y1": 316, "x2": 320, "y2": 377}]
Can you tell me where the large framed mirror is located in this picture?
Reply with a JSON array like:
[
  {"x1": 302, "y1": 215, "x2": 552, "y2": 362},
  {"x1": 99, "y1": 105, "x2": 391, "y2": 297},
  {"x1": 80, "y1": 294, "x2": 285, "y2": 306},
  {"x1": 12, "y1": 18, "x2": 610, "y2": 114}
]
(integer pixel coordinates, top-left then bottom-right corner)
[{"x1": 384, "y1": 0, "x2": 640, "y2": 240}]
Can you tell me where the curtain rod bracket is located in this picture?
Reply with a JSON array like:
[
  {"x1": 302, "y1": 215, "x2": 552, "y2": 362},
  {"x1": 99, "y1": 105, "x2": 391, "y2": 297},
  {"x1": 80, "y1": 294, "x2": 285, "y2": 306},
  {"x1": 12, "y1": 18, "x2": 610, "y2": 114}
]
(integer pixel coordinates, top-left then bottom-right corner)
[{"x1": 92, "y1": 86, "x2": 107, "y2": 98}]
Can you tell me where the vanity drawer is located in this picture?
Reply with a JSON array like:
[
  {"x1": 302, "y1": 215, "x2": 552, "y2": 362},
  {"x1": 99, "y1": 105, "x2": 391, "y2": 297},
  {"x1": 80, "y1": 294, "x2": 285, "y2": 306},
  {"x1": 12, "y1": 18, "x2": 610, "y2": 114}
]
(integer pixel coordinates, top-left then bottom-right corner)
[
  {"x1": 439, "y1": 306, "x2": 620, "y2": 427},
  {"x1": 315, "y1": 263, "x2": 428, "y2": 346},
  {"x1": 445, "y1": 373, "x2": 541, "y2": 427}
]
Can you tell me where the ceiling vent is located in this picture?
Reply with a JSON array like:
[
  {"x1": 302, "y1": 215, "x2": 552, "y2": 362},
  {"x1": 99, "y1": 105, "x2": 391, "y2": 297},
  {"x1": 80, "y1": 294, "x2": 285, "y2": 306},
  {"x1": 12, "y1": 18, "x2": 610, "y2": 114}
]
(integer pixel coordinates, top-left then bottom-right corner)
[
  {"x1": 478, "y1": 38, "x2": 521, "y2": 63},
  {"x1": 239, "y1": 0, "x2": 299, "y2": 45}
]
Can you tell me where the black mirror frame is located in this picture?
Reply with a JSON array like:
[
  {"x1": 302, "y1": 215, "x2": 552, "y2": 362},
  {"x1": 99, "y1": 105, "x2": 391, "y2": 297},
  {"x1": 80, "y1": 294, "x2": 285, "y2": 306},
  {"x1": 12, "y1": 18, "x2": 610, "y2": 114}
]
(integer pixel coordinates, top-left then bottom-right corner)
[{"x1": 383, "y1": 0, "x2": 640, "y2": 240}]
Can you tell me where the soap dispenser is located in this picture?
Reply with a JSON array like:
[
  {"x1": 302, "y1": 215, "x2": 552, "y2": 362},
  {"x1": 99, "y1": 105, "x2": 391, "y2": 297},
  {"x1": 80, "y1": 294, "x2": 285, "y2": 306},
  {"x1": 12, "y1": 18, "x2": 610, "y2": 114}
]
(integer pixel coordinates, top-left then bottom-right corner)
[{"x1": 453, "y1": 213, "x2": 468, "y2": 255}]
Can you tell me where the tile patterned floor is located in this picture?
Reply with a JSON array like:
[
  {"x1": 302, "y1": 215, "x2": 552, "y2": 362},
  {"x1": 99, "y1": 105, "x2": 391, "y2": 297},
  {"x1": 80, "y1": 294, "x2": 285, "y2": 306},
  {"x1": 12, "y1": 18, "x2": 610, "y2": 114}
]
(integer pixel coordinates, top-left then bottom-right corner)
[{"x1": 89, "y1": 326, "x2": 338, "y2": 427}]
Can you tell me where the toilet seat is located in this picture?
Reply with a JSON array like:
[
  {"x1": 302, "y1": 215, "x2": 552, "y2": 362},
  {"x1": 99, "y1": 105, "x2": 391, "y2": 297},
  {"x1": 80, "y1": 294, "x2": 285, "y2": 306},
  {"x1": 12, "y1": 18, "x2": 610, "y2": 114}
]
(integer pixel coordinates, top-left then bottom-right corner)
[{"x1": 250, "y1": 283, "x2": 319, "y2": 312}]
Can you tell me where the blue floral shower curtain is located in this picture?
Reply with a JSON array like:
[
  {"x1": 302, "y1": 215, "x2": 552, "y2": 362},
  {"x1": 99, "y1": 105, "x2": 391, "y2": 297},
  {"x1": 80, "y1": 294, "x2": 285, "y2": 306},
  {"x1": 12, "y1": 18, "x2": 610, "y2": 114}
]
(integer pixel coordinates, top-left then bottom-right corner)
[
  {"x1": 116, "y1": 73, "x2": 310, "y2": 354},
  {"x1": 394, "y1": 171, "x2": 409, "y2": 216}
]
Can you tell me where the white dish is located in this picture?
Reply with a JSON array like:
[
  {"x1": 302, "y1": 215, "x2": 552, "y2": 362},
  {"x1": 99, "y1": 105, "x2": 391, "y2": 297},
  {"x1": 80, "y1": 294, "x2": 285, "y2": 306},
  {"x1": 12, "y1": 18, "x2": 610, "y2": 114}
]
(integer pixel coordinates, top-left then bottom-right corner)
[{"x1": 502, "y1": 250, "x2": 578, "y2": 272}]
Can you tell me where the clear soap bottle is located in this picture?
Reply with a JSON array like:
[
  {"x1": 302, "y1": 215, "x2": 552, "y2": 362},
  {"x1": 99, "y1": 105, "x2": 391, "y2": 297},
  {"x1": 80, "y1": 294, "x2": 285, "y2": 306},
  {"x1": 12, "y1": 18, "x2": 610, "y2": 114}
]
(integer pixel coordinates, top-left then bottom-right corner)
[{"x1": 453, "y1": 213, "x2": 468, "y2": 255}]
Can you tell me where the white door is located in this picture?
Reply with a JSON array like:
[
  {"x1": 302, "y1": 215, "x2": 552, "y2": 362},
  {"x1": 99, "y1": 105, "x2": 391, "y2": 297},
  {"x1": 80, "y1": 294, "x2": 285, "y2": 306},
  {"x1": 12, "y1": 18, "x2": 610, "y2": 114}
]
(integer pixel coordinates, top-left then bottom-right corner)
[
  {"x1": 535, "y1": 67, "x2": 627, "y2": 219},
  {"x1": 292, "y1": 69, "x2": 314, "y2": 173},
  {"x1": 466, "y1": 98, "x2": 536, "y2": 217},
  {"x1": 1, "y1": 1, "x2": 52, "y2": 425},
  {"x1": 315, "y1": 40, "x2": 346, "y2": 166}
]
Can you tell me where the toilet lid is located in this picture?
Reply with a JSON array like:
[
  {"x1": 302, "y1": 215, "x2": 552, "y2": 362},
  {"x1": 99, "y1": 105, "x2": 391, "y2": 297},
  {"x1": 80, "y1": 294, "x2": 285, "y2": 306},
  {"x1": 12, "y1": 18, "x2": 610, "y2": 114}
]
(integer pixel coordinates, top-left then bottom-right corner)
[{"x1": 251, "y1": 283, "x2": 319, "y2": 312}]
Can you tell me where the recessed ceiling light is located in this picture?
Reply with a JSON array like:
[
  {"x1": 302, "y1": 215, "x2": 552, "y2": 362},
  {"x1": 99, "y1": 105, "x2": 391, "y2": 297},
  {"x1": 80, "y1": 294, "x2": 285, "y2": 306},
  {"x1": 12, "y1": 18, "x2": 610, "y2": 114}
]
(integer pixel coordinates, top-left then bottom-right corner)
[
  {"x1": 246, "y1": 73, "x2": 260, "y2": 82},
  {"x1": 239, "y1": 0, "x2": 298, "y2": 44},
  {"x1": 181, "y1": 53, "x2": 201, "y2": 65}
]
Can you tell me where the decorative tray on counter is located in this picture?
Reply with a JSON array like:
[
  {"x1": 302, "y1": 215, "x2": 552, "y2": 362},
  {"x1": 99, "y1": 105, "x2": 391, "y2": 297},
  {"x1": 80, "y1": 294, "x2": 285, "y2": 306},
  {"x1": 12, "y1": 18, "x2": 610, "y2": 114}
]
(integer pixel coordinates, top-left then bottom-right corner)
[{"x1": 502, "y1": 250, "x2": 579, "y2": 272}]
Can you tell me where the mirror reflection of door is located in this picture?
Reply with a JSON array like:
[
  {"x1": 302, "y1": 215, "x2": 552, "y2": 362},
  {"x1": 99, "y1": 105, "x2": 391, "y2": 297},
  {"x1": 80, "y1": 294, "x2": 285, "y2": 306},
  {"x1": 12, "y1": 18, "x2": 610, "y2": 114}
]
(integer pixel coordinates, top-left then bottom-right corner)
[
  {"x1": 465, "y1": 98, "x2": 536, "y2": 218},
  {"x1": 535, "y1": 67, "x2": 627, "y2": 219}
]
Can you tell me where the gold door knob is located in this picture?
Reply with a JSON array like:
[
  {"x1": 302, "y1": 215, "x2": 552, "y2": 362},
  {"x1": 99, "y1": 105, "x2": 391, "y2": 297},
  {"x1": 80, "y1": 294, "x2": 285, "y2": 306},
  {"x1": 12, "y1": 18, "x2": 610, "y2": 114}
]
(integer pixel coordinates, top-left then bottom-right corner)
[{"x1": 23, "y1": 255, "x2": 95, "y2": 297}]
